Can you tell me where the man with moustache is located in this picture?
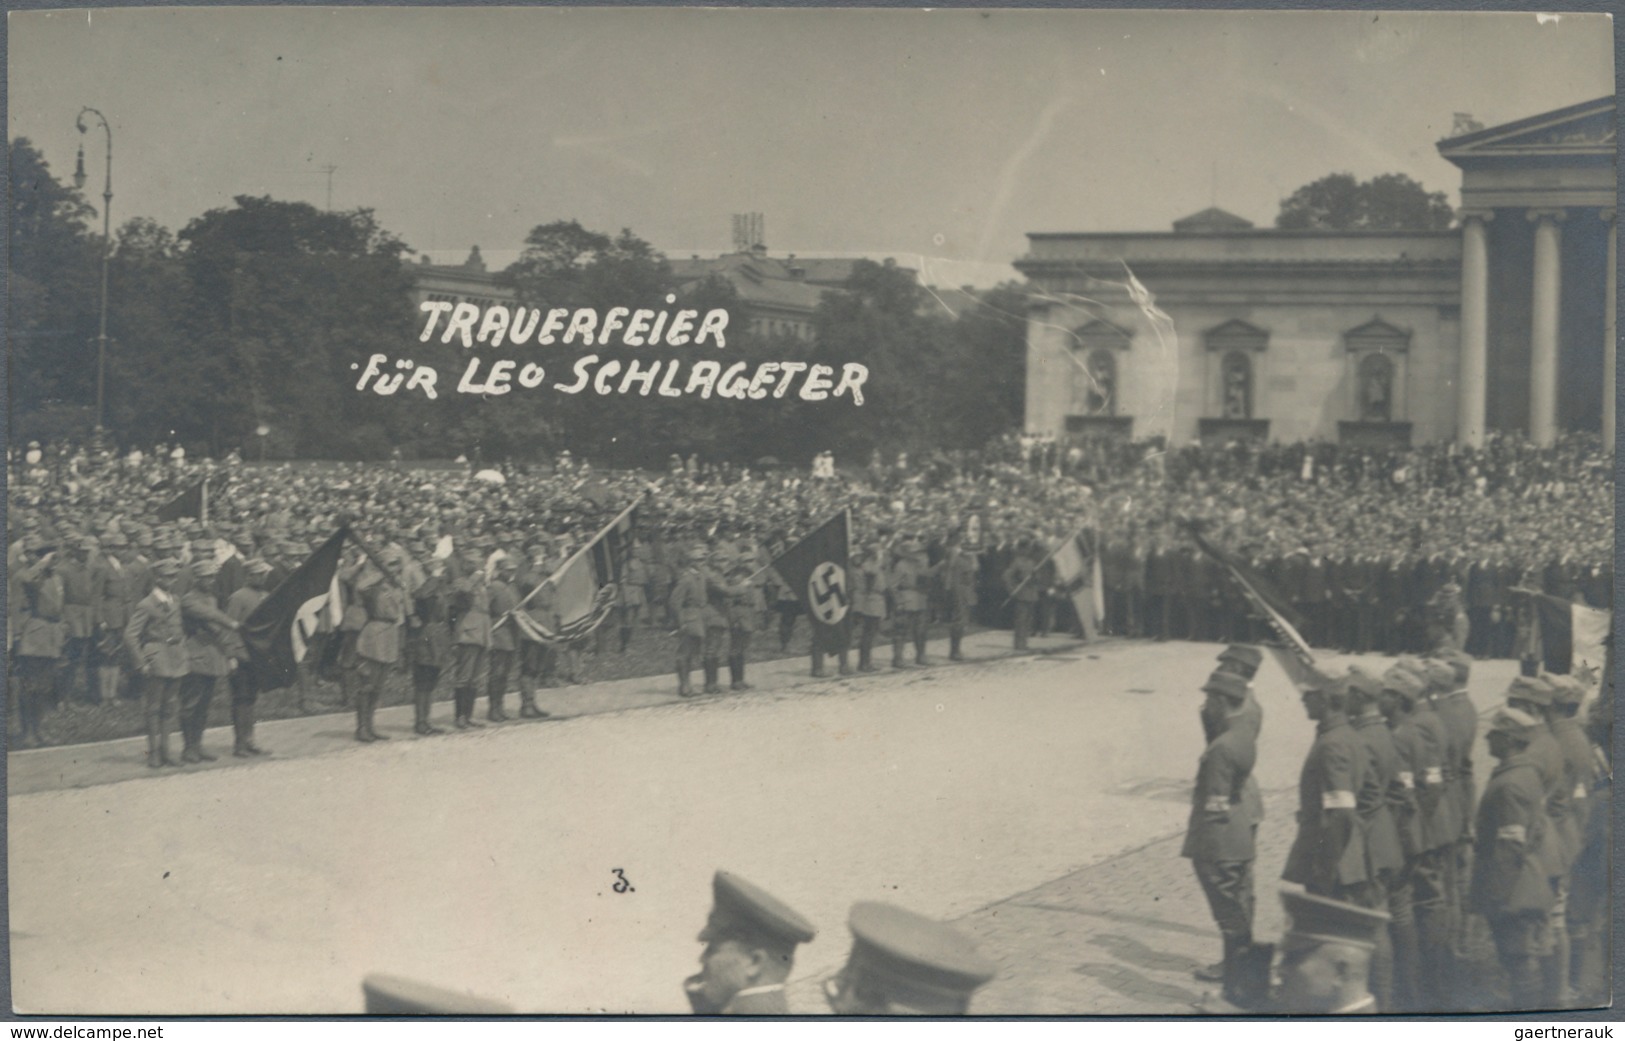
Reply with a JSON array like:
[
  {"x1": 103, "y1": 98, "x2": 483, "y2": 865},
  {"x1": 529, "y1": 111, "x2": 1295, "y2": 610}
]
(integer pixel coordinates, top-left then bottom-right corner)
[{"x1": 684, "y1": 871, "x2": 816, "y2": 1015}]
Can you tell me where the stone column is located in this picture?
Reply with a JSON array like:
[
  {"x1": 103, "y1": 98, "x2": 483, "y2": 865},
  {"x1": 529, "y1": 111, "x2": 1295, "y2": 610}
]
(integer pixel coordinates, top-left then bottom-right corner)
[
  {"x1": 1458, "y1": 210, "x2": 1492, "y2": 446},
  {"x1": 1528, "y1": 208, "x2": 1565, "y2": 447},
  {"x1": 1603, "y1": 209, "x2": 1616, "y2": 450}
]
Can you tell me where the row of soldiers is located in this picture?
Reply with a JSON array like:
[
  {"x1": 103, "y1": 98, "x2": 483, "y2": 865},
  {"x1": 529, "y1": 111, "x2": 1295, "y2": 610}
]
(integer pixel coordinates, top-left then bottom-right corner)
[
  {"x1": 1184, "y1": 643, "x2": 1610, "y2": 1013},
  {"x1": 1095, "y1": 540, "x2": 1609, "y2": 657}
]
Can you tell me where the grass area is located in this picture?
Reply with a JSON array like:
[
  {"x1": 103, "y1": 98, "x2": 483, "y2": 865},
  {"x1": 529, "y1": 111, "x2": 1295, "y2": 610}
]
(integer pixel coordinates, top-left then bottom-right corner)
[{"x1": 12, "y1": 616, "x2": 1004, "y2": 748}]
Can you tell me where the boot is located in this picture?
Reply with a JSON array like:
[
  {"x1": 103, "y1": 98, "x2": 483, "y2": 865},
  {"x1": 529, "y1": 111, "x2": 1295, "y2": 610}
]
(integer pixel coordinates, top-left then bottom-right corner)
[
  {"x1": 730, "y1": 657, "x2": 751, "y2": 691},
  {"x1": 1226, "y1": 939, "x2": 1273, "y2": 1010},
  {"x1": 452, "y1": 687, "x2": 470, "y2": 729},
  {"x1": 146, "y1": 732, "x2": 162, "y2": 770},
  {"x1": 339, "y1": 668, "x2": 355, "y2": 709},
  {"x1": 232, "y1": 703, "x2": 250, "y2": 757},
  {"x1": 366, "y1": 692, "x2": 388, "y2": 741},
  {"x1": 240, "y1": 702, "x2": 266, "y2": 756},
  {"x1": 678, "y1": 666, "x2": 695, "y2": 698},
  {"x1": 157, "y1": 723, "x2": 176, "y2": 767},
  {"x1": 620, "y1": 627, "x2": 632, "y2": 653},
  {"x1": 949, "y1": 634, "x2": 963, "y2": 661},
  {"x1": 192, "y1": 704, "x2": 217, "y2": 761},
  {"x1": 837, "y1": 652, "x2": 851, "y2": 676},
  {"x1": 702, "y1": 660, "x2": 721, "y2": 695},
  {"x1": 487, "y1": 688, "x2": 508, "y2": 723},
  {"x1": 519, "y1": 684, "x2": 547, "y2": 719},
  {"x1": 356, "y1": 696, "x2": 374, "y2": 742},
  {"x1": 99, "y1": 667, "x2": 120, "y2": 704}
]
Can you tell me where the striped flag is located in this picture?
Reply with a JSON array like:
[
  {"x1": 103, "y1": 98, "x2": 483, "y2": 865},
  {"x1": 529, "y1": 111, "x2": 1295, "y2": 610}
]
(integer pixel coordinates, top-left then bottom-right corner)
[
  {"x1": 1513, "y1": 587, "x2": 1612, "y2": 695},
  {"x1": 1049, "y1": 528, "x2": 1103, "y2": 640},
  {"x1": 506, "y1": 497, "x2": 640, "y2": 645},
  {"x1": 239, "y1": 527, "x2": 347, "y2": 691},
  {"x1": 1183, "y1": 522, "x2": 1317, "y2": 674}
]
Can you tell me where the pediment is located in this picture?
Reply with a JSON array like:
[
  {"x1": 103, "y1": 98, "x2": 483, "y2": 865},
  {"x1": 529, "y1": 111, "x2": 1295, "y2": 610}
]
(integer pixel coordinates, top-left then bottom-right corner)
[
  {"x1": 1071, "y1": 318, "x2": 1134, "y2": 350},
  {"x1": 1344, "y1": 316, "x2": 1412, "y2": 351},
  {"x1": 1439, "y1": 96, "x2": 1615, "y2": 160},
  {"x1": 1204, "y1": 319, "x2": 1269, "y2": 351}
]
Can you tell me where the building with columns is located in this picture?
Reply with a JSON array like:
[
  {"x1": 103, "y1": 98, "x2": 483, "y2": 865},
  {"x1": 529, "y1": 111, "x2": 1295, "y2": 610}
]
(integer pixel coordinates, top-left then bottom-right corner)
[{"x1": 1016, "y1": 96, "x2": 1615, "y2": 449}]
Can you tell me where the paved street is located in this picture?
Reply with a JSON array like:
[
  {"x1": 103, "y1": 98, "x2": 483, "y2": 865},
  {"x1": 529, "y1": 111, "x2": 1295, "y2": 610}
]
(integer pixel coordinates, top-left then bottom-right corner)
[{"x1": 8, "y1": 633, "x2": 1518, "y2": 1016}]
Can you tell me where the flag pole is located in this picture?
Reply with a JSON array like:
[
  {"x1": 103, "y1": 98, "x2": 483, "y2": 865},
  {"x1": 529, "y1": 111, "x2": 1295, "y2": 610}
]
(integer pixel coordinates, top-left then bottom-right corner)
[
  {"x1": 344, "y1": 527, "x2": 407, "y2": 589},
  {"x1": 1000, "y1": 518, "x2": 1093, "y2": 609},
  {"x1": 506, "y1": 491, "x2": 645, "y2": 618}
]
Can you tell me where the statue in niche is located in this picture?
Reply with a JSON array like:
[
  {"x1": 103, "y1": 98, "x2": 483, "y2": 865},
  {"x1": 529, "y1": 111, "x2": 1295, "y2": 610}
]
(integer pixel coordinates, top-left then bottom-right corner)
[
  {"x1": 1360, "y1": 355, "x2": 1393, "y2": 422},
  {"x1": 1222, "y1": 358, "x2": 1250, "y2": 419}
]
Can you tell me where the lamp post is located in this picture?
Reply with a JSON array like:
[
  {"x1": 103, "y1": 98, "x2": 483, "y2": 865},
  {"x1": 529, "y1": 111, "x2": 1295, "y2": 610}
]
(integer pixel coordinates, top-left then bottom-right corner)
[{"x1": 73, "y1": 107, "x2": 112, "y2": 434}]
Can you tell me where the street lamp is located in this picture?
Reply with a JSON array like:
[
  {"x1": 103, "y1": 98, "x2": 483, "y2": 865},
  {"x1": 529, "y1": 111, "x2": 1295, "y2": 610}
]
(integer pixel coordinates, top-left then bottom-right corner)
[{"x1": 73, "y1": 107, "x2": 112, "y2": 434}]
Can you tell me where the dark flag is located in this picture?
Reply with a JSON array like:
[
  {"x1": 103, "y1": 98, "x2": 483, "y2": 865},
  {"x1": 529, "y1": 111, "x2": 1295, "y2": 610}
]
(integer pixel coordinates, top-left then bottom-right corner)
[
  {"x1": 155, "y1": 476, "x2": 223, "y2": 523},
  {"x1": 1183, "y1": 522, "x2": 1318, "y2": 676},
  {"x1": 240, "y1": 527, "x2": 348, "y2": 691},
  {"x1": 770, "y1": 510, "x2": 852, "y2": 654}
]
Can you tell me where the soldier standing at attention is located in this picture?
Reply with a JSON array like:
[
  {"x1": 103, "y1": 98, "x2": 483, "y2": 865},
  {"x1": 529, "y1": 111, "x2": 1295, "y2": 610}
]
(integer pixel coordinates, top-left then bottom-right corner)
[
  {"x1": 671, "y1": 547, "x2": 709, "y2": 698},
  {"x1": 821, "y1": 902, "x2": 997, "y2": 1015},
  {"x1": 354, "y1": 553, "x2": 408, "y2": 742},
  {"x1": 1504, "y1": 675, "x2": 1577, "y2": 1006},
  {"x1": 179, "y1": 557, "x2": 242, "y2": 764},
  {"x1": 448, "y1": 538, "x2": 494, "y2": 729},
  {"x1": 1377, "y1": 668, "x2": 1429, "y2": 1011},
  {"x1": 57, "y1": 536, "x2": 98, "y2": 704},
  {"x1": 850, "y1": 537, "x2": 887, "y2": 674},
  {"x1": 14, "y1": 536, "x2": 66, "y2": 748},
  {"x1": 683, "y1": 871, "x2": 816, "y2": 1015},
  {"x1": 1282, "y1": 672, "x2": 1370, "y2": 903},
  {"x1": 1470, "y1": 706, "x2": 1556, "y2": 1010},
  {"x1": 1002, "y1": 540, "x2": 1041, "y2": 652},
  {"x1": 406, "y1": 551, "x2": 452, "y2": 735},
  {"x1": 617, "y1": 543, "x2": 649, "y2": 652},
  {"x1": 485, "y1": 555, "x2": 520, "y2": 723},
  {"x1": 1344, "y1": 668, "x2": 1404, "y2": 1010},
  {"x1": 890, "y1": 535, "x2": 930, "y2": 667},
  {"x1": 942, "y1": 530, "x2": 978, "y2": 662},
  {"x1": 125, "y1": 557, "x2": 187, "y2": 768},
  {"x1": 223, "y1": 559, "x2": 273, "y2": 756},
  {"x1": 1182, "y1": 670, "x2": 1262, "y2": 1008},
  {"x1": 726, "y1": 551, "x2": 763, "y2": 691}
]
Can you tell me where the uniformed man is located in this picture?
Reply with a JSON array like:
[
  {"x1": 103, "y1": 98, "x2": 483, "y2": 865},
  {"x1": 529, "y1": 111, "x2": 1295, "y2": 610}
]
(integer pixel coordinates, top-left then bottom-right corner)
[
  {"x1": 670, "y1": 547, "x2": 709, "y2": 697},
  {"x1": 1504, "y1": 675, "x2": 1577, "y2": 1006},
  {"x1": 700, "y1": 548, "x2": 740, "y2": 694},
  {"x1": 1344, "y1": 668, "x2": 1404, "y2": 1010},
  {"x1": 942, "y1": 530, "x2": 978, "y2": 662},
  {"x1": 1568, "y1": 686, "x2": 1611, "y2": 1005},
  {"x1": 407, "y1": 550, "x2": 452, "y2": 735},
  {"x1": 92, "y1": 531, "x2": 138, "y2": 704},
  {"x1": 485, "y1": 554, "x2": 520, "y2": 722},
  {"x1": 1282, "y1": 672, "x2": 1370, "y2": 903},
  {"x1": 1276, "y1": 889, "x2": 1390, "y2": 1014},
  {"x1": 726, "y1": 551, "x2": 764, "y2": 691},
  {"x1": 1001, "y1": 541, "x2": 1041, "y2": 651},
  {"x1": 617, "y1": 543, "x2": 650, "y2": 652},
  {"x1": 179, "y1": 557, "x2": 243, "y2": 763},
  {"x1": 683, "y1": 871, "x2": 816, "y2": 1015},
  {"x1": 57, "y1": 535, "x2": 98, "y2": 705},
  {"x1": 1548, "y1": 674, "x2": 1601, "y2": 1007},
  {"x1": 851, "y1": 538, "x2": 888, "y2": 673},
  {"x1": 124, "y1": 558, "x2": 188, "y2": 768},
  {"x1": 1182, "y1": 670, "x2": 1262, "y2": 1008},
  {"x1": 448, "y1": 539, "x2": 494, "y2": 729},
  {"x1": 354, "y1": 553, "x2": 408, "y2": 742},
  {"x1": 1376, "y1": 667, "x2": 1429, "y2": 1011},
  {"x1": 1433, "y1": 650, "x2": 1480, "y2": 981},
  {"x1": 821, "y1": 901, "x2": 996, "y2": 1015},
  {"x1": 1470, "y1": 706, "x2": 1556, "y2": 1010},
  {"x1": 890, "y1": 535, "x2": 931, "y2": 666},
  {"x1": 224, "y1": 558, "x2": 273, "y2": 756},
  {"x1": 13, "y1": 536, "x2": 66, "y2": 748}
]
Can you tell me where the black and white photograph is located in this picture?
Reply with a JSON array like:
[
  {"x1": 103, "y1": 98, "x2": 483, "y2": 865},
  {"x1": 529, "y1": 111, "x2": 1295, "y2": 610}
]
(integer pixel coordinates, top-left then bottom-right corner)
[{"x1": 4, "y1": 6, "x2": 1616, "y2": 1018}]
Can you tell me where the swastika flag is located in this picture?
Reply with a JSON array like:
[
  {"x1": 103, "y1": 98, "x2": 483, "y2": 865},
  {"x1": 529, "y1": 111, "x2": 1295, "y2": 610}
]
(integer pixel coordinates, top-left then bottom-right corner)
[{"x1": 770, "y1": 509, "x2": 852, "y2": 654}]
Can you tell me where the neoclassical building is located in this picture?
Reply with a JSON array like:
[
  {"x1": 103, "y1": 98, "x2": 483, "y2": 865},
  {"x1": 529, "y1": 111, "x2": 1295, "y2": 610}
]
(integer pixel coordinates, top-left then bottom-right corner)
[{"x1": 1016, "y1": 96, "x2": 1615, "y2": 449}]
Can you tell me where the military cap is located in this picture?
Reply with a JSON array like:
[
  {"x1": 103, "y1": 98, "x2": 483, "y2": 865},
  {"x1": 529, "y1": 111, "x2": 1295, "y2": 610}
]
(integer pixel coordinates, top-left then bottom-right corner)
[
  {"x1": 468, "y1": 534, "x2": 495, "y2": 550},
  {"x1": 1280, "y1": 889, "x2": 1389, "y2": 951},
  {"x1": 1438, "y1": 648, "x2": 1472, "y2": 685},
  {"x1": 191, "y1": 558, "x2": 220, "y2": 579},
  {"x1": 1420, "y1": 660, "x2": 1455, "y2": 693},
  {"x1": 245, "y1": 558, "x2": 274, "y2": 576},
  {"x1": 697, "y1": 871, "x2": 816, "y2": 949},
  {"x1": 360, "y1": 974, "x2": 513, "y2": 1015},
  {"x1": 104, "y1": 531, "x2": 129, "y2": 549},
  {"x1": 1548, "y1": 674, "x2": 1587, "y2": 705},
  {"x1": 1506, "y1": 675, "x2": 1554, "y2": 707},
  {"x1": 1344, "y1": 667, "x2": 1385, "y2": 703},
  {"x1": 75, "y1": 535, "x2": 98, "y2": 552},
  {"x1": 134, "y1": 531, "x2": 156, "y2": 548},
  {"x1": 1380, "y1": 668, "x2": 1425, "y2": 703},
  {"x1": 1201, "y1": 670, "x2": 1249, "y2": 703},
  {"x1": 1218, "y1": 645, "x2": 1263, "y2": 677},
  {"x1": 151, "y1": 558, "x2": 183, "y2": 578},
  {"x1": 1487, "y1": 705, "x2": 1542, "y2": 737},
  {"x1": 844, "y1": 902, "x2": 996, "y2": 1013}
]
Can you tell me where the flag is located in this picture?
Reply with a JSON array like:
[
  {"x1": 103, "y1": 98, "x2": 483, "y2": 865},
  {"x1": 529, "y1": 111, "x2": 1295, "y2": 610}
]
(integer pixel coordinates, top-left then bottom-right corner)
[
  {"x1": 507, "y1": 498, "x2": 639, "y2": 645},
  {"x1": 155, "y1": 476, "x2": 223, "y2": 522},
  {"x1": 1513, "y1": 587, "x2": 1612, "y2": 689},
  {"x1": 1183, "y1": 522, "x2": 1317, "y2": 674},
  {"x1": 770, "y1": 510, "x2": 851, "y2": 654},
  {"x1": 239, "y1": 527, "x2": 347, "y2": 691},
  {"x1": 1049, "y1": 528, "x2": 1102, "y2": 641}
]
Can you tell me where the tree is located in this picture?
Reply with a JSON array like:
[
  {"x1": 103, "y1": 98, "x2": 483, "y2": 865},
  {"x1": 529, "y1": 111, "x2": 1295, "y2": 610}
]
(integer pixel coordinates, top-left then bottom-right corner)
[
  {"x1": 1275, "y1": 172, "x2": 1453, "y2": 231},
  {"x1": 9, "y1": 138, "x2": 101, "y2": 439}
]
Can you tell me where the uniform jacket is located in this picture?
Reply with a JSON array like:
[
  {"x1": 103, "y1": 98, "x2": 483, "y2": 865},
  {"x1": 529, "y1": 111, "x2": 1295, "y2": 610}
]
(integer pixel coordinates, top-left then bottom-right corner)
[
  {"x1": 225, "y1": 585, "x2": 269, "y2": 626},
  {"x1": 182, "y1": 588, "x2": 241, "y2": 677},
  {"x1": 1386, "y1": 714, "x2": 1428, "y2": 860},
  {"x1": 943, "y1": 550, "x2": 979, "y2": 608},
  {"x1": 357, "y1": 583, "x2": 407, "y2": 664},
  {"x1": 452, "y1": 572, "x2": 494, "y2": 648},
  {"x1": 1437, "y1": 690, "x2": 1480, "y2": 838},
  {"x1": 1181, "y1": 718, "x2": 1259, "y2": 863},
  {"x1": 16, "y1": 560, "x2": 66, "y2": 659},
  {"x1": 892, "y1": 555, "x2": 931, "y2": 612},
  {"x1": 1282, "y1": 713, "x2": 1370, "y2": 892},
  {"x1": 487, "y1": 579, "x2": 520, "y2": 653},
  {"x1": 1470, "y1": 753, "x2": 1556, "y2": 917},
  {"x1": 408, "y1": 574, "x2": 454, "y2": 668},
  {"x1": 721, "y1": 986, "x2": 790, "y2": 1015},
  {"x1": 619, "y1": 557, "x2": 650, "y2": 609},
  {"x1": 58, "y1": 558, "x2": 96, "y2": 638},
  {"x1": 124, "y1": 588, "x2": 188, "y2": 678},
  {"x1": 93, "y1": 556, "x2": 140, "y2": 632},
  {"x1": 853, "y1": 557, "x2": 888, "y2": 618},
  {"x1": 1552, "y1": 715, "x2": 1598, "y2": 849},
  {"x1": 670, "y1": 568, "x2": 709, "y2": 638},
  {"x1": 1526, "y1": 725, "x2": 1578, "y2": 875},
  {"x1": 726, "y1": 572, "x2": 763, "y2": 629},
  {"x1": 1410, "y1": 704, "x2": 1461, "y2": 852},
  {"x1": 1353, "y1": 712, "x2": 1406, "y2": 876}
]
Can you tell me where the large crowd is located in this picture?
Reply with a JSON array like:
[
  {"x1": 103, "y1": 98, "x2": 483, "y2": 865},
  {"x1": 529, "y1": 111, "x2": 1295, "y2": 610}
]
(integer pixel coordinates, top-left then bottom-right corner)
[{"x1": 6, "y1": 430, "x2": 1612, "y2": 745}]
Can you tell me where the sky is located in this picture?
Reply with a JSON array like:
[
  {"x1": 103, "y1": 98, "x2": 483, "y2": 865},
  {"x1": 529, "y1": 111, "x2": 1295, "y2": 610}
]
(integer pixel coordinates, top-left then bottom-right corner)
[{"x1": 7, "y1": 8, "x2": 1615, "y2": 288}]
